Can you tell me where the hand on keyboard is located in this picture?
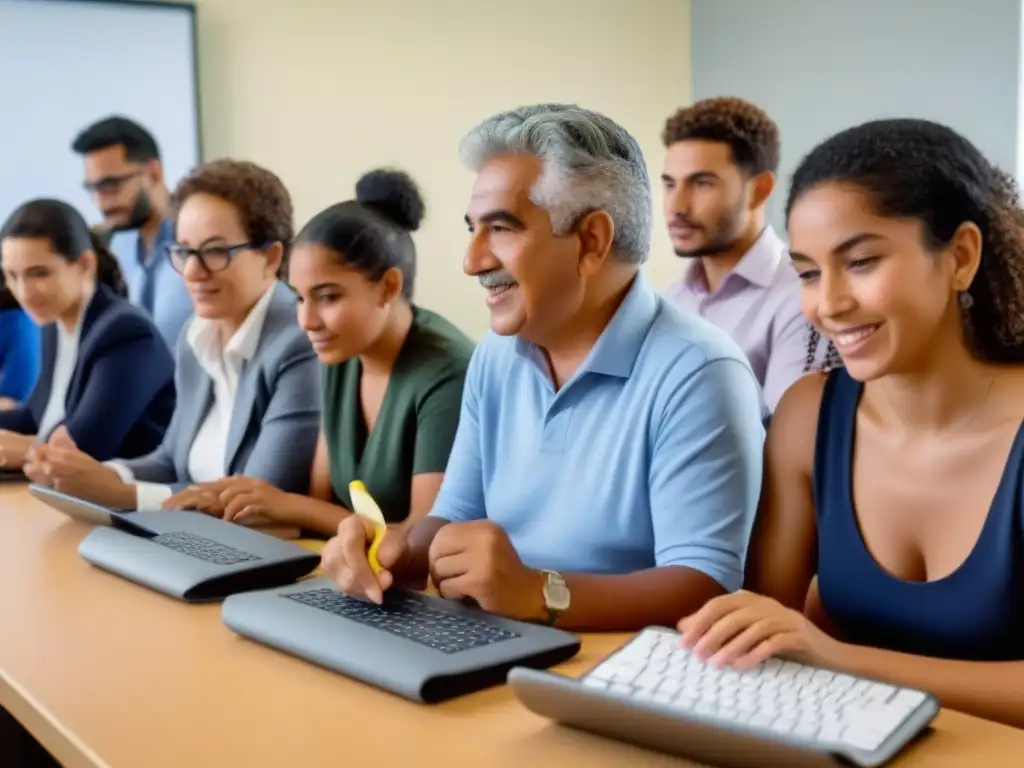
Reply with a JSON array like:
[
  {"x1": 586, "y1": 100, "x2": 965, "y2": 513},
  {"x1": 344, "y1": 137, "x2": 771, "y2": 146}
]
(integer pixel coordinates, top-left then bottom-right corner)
[
  {"x1": 322, "y1": 515, "x2": 408, "y2": 604},
  {"x1": 677, "y1": 590, "x2": 843, "y2": 671},
  {"x1": 574, "y1": 627, "x2": 935, "y2": 760}
]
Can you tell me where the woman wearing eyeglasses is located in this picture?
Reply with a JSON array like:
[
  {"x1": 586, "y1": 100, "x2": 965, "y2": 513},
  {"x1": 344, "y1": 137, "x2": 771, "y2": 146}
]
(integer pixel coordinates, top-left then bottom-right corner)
[
  {"x1": 173, "y1": 169, "x2": 474, "y2": 539},
  {"x1": 0, "y1": 199, "x2": 174, "y2": 468},
  {"x1": 26, "y1": 160, "x2": 321, "y2": 516}
]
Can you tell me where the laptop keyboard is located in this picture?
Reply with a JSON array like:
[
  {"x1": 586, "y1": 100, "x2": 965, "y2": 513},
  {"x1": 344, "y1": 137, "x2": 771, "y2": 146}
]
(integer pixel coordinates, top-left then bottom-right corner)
[
  {"x1": 583, "y1": 627, "x2": 930, "y2": 754},
  {"x1": 284, "y1": 588, "x2": 521, "y2": 654},
  {"x1": 151, "y1": 531, "x2": 261, "y2": 566}
]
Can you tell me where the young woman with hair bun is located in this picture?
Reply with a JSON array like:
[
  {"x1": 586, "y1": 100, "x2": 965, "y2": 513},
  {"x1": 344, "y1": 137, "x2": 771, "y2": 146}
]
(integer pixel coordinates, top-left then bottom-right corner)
[{"x1": 198, "y1": 169, "x2": 474, "y2": 538}]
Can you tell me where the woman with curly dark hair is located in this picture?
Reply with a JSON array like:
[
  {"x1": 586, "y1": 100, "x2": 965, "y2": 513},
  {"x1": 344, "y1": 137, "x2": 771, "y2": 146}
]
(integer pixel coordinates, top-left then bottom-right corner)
[
  {"x1": 677, "y1": 119, "x2": 1024, "y2": 730},
  {"x1": 207, "y1": 169, "x2": 474, "y2": 538},
  {"x1": 27, "y1": 160, "x2": 321, "y2": 518}
]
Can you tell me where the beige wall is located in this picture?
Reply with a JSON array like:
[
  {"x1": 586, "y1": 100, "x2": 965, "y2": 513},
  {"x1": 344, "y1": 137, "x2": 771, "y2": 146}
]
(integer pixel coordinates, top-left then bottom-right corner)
[{"x1": 190, "y1": 0, "x2": 692, "y2": 337}]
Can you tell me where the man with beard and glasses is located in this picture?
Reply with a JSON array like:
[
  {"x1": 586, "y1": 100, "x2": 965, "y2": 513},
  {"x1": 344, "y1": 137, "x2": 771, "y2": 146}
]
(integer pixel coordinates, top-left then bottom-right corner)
[
  {"x1": 661, "y1": 98, "x2": 808, "y2": 410},
  {"x1": 322, "y1": 104, "x2": 765, "y2": 632},
  {"x1": 72, "y1": 116, "x2": 192, "y2": 347}
]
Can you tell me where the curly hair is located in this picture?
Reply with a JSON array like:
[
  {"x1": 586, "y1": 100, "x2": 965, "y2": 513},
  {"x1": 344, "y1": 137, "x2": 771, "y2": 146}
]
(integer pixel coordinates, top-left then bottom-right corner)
[
  {"x1": 170, "y1": 159, "x2": 294, "y2": 276},
  {"x1": 788, "y1": 118, "x2": 1024, "y2": 371},
  {"x1": 662, "y1": 97, "x2": 780, "y2": 176}
]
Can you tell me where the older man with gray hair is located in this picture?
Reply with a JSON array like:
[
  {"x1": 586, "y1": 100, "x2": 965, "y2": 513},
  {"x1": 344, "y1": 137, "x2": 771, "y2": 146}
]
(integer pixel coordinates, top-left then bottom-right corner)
[{"x1": 323, "y1": 104, "x2": 765, "y2": 632}]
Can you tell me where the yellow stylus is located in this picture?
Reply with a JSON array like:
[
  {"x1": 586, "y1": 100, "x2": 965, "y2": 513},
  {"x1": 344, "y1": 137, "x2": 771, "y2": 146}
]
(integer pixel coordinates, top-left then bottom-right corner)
[{"x1": 349, "y1": 480, "x2": 387, "y2": 575}]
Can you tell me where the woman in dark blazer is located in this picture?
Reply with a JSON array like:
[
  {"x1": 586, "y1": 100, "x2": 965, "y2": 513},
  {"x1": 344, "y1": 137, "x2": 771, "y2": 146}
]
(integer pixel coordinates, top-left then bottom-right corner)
[{"x1": 0, "y1": 199, "x2": 175, "y2": 468}]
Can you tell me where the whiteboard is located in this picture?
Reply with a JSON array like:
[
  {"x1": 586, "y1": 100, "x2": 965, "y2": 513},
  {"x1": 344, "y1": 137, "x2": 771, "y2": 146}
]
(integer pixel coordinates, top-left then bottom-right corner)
[{"x1": 0, "y1": 0, "x2": 200, "y2": 224}]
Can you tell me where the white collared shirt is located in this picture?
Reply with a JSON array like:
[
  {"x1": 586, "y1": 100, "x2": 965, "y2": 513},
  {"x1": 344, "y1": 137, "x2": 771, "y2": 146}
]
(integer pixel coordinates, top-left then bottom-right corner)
[
  {"x1": 107, "y1": 283, "x2": 277, "y2": 509},
  {"x1": 37, "y1": 283, "x2": 95, "y2": 439}
]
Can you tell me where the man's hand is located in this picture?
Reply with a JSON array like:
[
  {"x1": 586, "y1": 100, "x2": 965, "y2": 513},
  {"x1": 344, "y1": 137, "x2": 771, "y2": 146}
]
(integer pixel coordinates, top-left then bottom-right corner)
[
  {"x1": 428, "y1": 520, "x2": 545, "y2": 622},
  {"x1": 321, "y1": 516, "x2": 409, "y2": 604},
  {"x1": 26, "y1": 444, "x2": 135, "y2": 509}
]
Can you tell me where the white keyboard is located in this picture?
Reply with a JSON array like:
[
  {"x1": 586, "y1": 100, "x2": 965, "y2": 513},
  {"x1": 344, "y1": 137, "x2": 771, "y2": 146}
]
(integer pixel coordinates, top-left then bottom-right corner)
[{"x1": 509, "y1": 626, "x2": 939, "y2": 768}]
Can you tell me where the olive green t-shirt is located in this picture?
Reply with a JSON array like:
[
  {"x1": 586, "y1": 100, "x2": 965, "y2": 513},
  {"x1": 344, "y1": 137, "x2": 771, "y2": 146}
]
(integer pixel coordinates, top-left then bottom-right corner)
[{"x1": 322, "y1": 307, "x2": 475, "y2": 524}]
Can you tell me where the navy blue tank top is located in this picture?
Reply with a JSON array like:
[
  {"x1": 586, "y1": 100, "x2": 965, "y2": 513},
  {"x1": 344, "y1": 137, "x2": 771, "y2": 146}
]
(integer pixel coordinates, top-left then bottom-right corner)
[{"x1": 813, "y1": 368, "x2": 1024, "y2": 661}]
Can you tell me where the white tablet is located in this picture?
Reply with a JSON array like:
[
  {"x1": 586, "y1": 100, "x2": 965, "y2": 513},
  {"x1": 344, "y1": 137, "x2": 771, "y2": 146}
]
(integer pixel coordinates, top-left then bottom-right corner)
[{"x1": 27, "y1": 484, "x2": 116, "y2": 525}]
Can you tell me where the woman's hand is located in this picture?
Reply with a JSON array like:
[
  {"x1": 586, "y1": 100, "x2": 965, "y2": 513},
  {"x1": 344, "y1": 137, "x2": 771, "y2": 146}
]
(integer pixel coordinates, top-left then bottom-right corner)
[
  {"x1": 175, "y1": 477, "x2": 296, "y2": 526},
  {"x1": 25, "y1": 443, "x2": 135, "y2": 509},
  {"x1": 162, "y1": 485, "x2": 225, "y2": 516},
  {"x1": 676, "y1": 590, "x2": 844, "y2": 670},
  {"x1": 0, "y1": 429, "x2": 35, "y2": 469}
]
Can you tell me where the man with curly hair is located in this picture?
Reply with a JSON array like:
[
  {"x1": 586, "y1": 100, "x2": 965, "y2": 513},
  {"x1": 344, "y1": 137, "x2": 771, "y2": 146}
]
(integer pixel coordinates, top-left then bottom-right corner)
[{"x1": 661, "y1": 97, "x2": 807, "y2": 409}]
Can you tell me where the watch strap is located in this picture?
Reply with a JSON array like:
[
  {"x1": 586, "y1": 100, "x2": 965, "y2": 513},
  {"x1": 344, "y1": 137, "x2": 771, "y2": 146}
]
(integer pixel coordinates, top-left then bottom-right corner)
[{"x1": 541, "y1": 570, "x2": 567, "y2": 626}]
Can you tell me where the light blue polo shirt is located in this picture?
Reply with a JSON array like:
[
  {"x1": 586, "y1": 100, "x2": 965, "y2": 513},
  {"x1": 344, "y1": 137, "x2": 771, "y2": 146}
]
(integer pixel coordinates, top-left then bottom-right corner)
[
  {"x1": 429, "y1": 271, "x2": 765, "y2": 591},
  {"x1": 108, "y1": 218, "x2": 193, "y2": 349}
]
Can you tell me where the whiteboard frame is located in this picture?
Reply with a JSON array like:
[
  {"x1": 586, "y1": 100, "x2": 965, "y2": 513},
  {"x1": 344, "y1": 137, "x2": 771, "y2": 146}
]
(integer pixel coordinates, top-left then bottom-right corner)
[{"x1": 27, "y1": 0, "x2": 204, "y2": 164}]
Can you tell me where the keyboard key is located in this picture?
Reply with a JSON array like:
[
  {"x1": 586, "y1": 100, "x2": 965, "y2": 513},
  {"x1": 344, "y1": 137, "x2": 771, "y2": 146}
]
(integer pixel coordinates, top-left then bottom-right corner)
[
  {"x1": 842, "y1": 726, "x2": 888, "y2": 751},
  {"x1": 283, "y1": 589, "x2": 520, "y2": 654},
  {"x1": 152, "y1": 531, "x2": 260, "y2": 566},
  {"x1": 891, "y1": 689, "x2": 927, "y2": 710}
]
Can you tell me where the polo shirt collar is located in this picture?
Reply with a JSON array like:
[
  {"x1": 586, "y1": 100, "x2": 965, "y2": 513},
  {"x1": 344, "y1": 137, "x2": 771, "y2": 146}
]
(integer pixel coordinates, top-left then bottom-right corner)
[{"x1": 515, "y1": 270, "x2": 657, "y2": 381}]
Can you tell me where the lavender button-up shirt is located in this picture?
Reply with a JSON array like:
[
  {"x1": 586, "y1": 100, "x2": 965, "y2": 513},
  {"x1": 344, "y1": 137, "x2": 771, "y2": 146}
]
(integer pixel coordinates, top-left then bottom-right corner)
[{"x1": 664, "y1": 226, "x2": 809, "y2": 410}]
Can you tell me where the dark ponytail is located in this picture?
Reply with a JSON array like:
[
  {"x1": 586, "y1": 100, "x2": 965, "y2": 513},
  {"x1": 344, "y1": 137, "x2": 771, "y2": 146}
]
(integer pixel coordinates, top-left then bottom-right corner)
[
  {"x1": 0, "y1": 198, "x2": 128, "y2": 298},
  {"x1": 88, "y1": 230, "x2": 128, "y2": 298}
]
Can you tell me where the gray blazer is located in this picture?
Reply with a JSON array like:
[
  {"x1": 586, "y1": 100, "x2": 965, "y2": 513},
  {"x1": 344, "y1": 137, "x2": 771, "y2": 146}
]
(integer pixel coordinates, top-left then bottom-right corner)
[{"x1": 120, "y1": 282, "x2": 321, "y2": 494}]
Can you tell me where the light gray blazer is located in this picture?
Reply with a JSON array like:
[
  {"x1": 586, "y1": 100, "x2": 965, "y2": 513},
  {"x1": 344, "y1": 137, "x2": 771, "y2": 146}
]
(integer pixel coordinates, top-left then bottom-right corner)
[{"x1": 120, "y1": 282, "x2": 321, "y2": 494}]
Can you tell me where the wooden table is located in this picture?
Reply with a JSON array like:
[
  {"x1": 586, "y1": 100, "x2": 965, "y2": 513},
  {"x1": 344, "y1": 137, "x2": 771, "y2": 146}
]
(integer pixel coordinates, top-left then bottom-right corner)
[{"x1": 0, "y1": 484, "x2": 1022, "y2": 767}]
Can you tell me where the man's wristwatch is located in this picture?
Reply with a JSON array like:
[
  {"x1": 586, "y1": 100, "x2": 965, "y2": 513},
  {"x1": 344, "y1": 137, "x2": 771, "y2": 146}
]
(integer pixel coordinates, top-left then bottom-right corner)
[{"x1": 541, "y1": 570, "x2": 570, "y2": 626}]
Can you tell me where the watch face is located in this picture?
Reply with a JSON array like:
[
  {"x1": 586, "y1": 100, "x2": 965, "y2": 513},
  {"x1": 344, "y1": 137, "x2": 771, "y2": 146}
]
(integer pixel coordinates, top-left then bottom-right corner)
[{"x1": 544, "y1": 573, "x2": 571, "y2": 611}]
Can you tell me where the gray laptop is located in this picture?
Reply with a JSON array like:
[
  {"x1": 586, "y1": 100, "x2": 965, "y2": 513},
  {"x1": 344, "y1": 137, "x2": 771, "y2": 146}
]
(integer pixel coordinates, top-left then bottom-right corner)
[
  {"x1": 76, "y1": 505, "x2": 320, "y2": 603},
  {"x1": 28, "y1": 483, "x2": 114, "y2": 524},
  {"x1": 221, "y1": 575, "x2": 581, "y2": 703}
]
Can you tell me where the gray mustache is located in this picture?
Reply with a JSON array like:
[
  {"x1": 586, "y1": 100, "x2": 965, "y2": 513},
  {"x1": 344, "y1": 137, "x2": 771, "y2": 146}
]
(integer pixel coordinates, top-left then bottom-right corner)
[{"x1": 478, "y1": 270, "x2": 518, "y2": 289}]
